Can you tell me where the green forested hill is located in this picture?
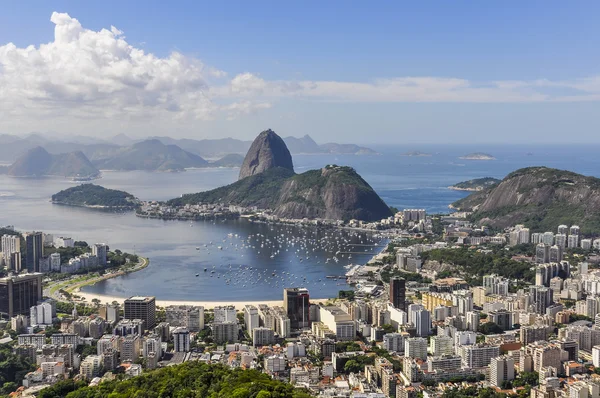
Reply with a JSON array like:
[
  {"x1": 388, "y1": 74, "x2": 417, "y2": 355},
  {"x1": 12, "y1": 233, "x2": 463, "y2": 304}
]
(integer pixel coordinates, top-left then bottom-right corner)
[
  {"x1": 169, "y1": 165, "x2": 393, "y2": 222},
  {"x1": 36, "y1": 362, "x2": 313, "y2": 398},
  {"x1": 52, "y1": 184, "x2": 139, "y2": 209}
]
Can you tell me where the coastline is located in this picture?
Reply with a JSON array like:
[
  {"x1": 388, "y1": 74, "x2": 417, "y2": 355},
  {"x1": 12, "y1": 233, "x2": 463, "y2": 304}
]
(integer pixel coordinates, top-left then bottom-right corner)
[
  {"x1": 46, "y1": 257, "x2": 150, "y2": 299},
  {"x1": 447, "y1": 186, "x2": 483, "y2": 192},
  {"x1": 51, "y1": 201, "x2": 138, "y2": 210},
  {"x1": 73, "y1": 290, "x2": 331, "y2": 310}
]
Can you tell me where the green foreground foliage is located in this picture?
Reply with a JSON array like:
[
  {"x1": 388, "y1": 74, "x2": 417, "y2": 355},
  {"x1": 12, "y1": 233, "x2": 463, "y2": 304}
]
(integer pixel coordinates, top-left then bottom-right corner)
[
  {"x1": 0, "y1": 345, "x2": 36, "y2": 395},
  {"x1": 37, "y1": 362, "x2": 313, "y2": 398}
]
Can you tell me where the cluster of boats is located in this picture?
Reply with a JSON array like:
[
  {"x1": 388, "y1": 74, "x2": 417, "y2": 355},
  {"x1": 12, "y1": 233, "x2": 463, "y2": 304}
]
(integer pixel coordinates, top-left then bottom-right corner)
[{"x1": 187, "y1": 224, "x2": 386, "y2": 292}]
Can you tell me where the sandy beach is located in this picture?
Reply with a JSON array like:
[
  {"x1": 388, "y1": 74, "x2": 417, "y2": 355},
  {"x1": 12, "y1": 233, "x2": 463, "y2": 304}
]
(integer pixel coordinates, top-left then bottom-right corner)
[{"x1": 74, "y1": 290, "x2": 331, "y2": 310}]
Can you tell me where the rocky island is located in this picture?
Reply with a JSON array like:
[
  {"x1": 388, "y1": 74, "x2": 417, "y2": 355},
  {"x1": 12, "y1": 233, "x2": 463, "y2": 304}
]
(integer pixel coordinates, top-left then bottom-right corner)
[
  {"x1": 52, "y1": 184, "x2": 140, "y2": 210},
  {"x1": 165, "y1": 129, "x2": 393, "y2": 222},
  {"x1": 459, "y1": 152, "x2": 496, "y2": 160},
  {"x1": 449, "y1": 177, "x2": 500, "y2": 191},
  {"x1": 451, "y1": 166, "x2": 600, "y2": 233}
]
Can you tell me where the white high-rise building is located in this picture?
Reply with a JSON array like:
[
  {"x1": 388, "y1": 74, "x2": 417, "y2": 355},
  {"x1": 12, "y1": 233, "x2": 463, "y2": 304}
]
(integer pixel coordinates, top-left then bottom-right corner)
[
  {"x1": 568, "y1": 235, "x2": 580, "y2": 249},
  {"x1": 1, "y1": 235, "x2": 20, "y2": 267},
  {"x1": 244, "y1": 305, "x2": 260, "y2": 334},
  {"x1": 252, "y1": 327, "x2": 275, "y2": 347},
  {"x1": 429, "y1": 335, "x2": 454, "y2": 356},
  {"x1": 30, "y1": 301, "x2": 55, "y2": 326},
  {"x1": 80, "y1": 355, "x2": 102, "y2": 379},
  {"x1": 49, "y1": 253, "x2": 61, "y2": 272},
  {"x1": 54, "y1": 237, "x2": 74, "y2": 248},
  {"x1": 465, "y1": 311, "x2": 480, "y2": 332},
  {"x1": 213, "y1": 321, "x2": 238, "y2": 344},
  {"x1": 460, "y1": 344, "x2": 500, "y2": 368},
  {"x1": 383, "y1": 333, "x2": 404, "y2": 353},
  {"x1": 214, "y1": 306, "x2": 237, "y2": 323},
  {"x1": 558, "y1": 225, "x2": 569, "y2": 235},
  {"x1": 581, "y1": 239, "x2": 593, "y2": 250},
  {"x1": 490, "y1": 356, "x2": 515, "y2": 387},
  {"x1": 92, "y1": 243, "x2": 108, "y2": 265},
  {"x1": 414, "y1": 308, "x2": 431, "y2": 337},
  {"x1": 555, "y1": 234, "x2": 567, "y2": 249},
  {"x1": 542, "y1": 232, "x2": 555, "y2": 246},
  {"x1": 405, "y1": 337, "x2": 427, "y2": 360}
]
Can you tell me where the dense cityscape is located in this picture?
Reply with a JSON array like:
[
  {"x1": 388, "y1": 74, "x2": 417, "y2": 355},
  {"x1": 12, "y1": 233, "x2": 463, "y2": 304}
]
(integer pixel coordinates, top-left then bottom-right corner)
[
  {"x1": 1, "y1": 2, "x2": 598, "y2": 398},
  {"x1": 2, "y1": 207, "x2": 600, "y2": 398}
]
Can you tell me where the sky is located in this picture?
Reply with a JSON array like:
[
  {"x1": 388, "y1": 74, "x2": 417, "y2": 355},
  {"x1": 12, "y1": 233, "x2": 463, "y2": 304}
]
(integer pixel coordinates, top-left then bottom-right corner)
[{"x1": 0, "y1": 1, "x2": 599, "y2": 144}]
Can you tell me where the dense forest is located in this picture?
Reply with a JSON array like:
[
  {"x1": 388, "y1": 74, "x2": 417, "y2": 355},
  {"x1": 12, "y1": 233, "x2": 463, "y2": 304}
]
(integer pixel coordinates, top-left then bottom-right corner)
[{"x1": 35, "y1": 362, "x2": 313, "y2": 398}]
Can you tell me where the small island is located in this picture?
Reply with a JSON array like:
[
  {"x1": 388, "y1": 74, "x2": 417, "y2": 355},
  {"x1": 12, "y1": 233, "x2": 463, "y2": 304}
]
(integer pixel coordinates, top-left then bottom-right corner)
[
  {"x1": 52, "y1": 184, "x2": 140, "y2": 210},
  {"x1": 459, "y1": 152, "x2": 496, "y2": 160},
  {"x1": 400, "y1": 151, "x2": 432, "y2": 157},
  {"x1": 449, "y1": 177, "x2": 500, "y2": 191}
]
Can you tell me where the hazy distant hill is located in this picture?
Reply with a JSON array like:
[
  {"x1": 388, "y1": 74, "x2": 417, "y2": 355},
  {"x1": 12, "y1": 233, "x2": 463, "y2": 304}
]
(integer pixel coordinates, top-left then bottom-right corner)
[
  {"x1": 283, "y1": 135, "x2": 322, "y2": 153},
  {"x1": 209, "y1": 153, "x2": 245, "y2": 167},
  {"x1": 150, "y1": 134, "x2": 377, "y2": 157},
  {"x1": 93, "y1": 139, "x2": 209, "y2": 171},
  {"x1": 0, "y1": 133, "x2": 378, "y2": 162},
  {"x1": 4, "y1": 147, "x2": 100, "y2": 178}
]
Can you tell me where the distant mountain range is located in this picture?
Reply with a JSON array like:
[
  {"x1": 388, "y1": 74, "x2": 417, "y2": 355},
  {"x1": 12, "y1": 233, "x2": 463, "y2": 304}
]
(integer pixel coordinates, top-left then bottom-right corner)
[
  {"x1": 0, "y1": 133, "x2": 376, "y2": 177},
  {"x1": 93, "y1": 139, "x2": 209, "y2": 172},
  {"x1": 0, "y1": 133, "x2": 378, "y2": 163},
  {"x1": 0, "y1": 147, "x2": 100, "y2": 178}
]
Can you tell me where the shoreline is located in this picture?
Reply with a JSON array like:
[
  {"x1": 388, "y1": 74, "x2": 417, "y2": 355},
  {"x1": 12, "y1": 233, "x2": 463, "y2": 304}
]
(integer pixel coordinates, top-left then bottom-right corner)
[
  {"x1": 73, "y1": 290, "x2": 331, "y2": 311},
  {"x1": 51, "y1": 201, "x2": 138, "y2": 210}
]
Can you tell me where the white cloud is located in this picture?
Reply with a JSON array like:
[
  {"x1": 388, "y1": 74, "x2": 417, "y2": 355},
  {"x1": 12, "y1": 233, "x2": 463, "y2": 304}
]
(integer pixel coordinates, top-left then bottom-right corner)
[{"x1": 0, "y1": 12, "x2": 599, "y2": 137}]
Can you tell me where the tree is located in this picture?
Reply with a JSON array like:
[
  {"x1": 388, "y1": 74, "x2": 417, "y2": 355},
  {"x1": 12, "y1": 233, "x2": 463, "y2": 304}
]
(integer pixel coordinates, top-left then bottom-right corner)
[
  {"x1": 344, "y1": 359, "x2": 362, "y2": 374},
  {"x1": 478, "y1": 321, "x2": 504, "y2": 335}
]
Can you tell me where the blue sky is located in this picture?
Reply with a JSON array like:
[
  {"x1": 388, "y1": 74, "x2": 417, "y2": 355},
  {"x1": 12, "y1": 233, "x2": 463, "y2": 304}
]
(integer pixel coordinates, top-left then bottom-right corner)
[{"x1": 0, "y1": 1, "x2": 598, "y2": 144}]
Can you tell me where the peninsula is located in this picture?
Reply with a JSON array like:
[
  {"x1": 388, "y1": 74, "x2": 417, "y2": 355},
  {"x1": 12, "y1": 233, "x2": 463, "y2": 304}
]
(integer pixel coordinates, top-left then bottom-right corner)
[
  {"x1": 448, "y1": 177, "x2": 500, "y2": 191},
  {"x1": 51, "y1": 184, "x2": 140, "y2": 209}
]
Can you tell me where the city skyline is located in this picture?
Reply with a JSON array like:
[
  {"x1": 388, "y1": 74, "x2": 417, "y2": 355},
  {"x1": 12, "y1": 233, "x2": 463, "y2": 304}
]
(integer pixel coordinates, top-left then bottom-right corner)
[{"x1": 1, "y1": 2, "x2": 599, "y2": 144}]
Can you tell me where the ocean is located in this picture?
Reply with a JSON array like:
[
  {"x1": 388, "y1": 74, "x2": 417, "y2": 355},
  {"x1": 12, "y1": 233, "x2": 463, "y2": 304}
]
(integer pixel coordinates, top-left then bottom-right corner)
[{"x1": 1, "y1": 143, "x2": 599, "y2": 301}]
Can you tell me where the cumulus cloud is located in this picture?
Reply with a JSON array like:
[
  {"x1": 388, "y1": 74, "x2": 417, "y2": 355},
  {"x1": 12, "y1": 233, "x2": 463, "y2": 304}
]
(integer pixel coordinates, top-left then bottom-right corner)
[
  {"x1": 1, "y1": 12, "x2": 599, "y2": 136},
  {"x1": 0, "y1": 12, "x2": 261, "y2": 127}
]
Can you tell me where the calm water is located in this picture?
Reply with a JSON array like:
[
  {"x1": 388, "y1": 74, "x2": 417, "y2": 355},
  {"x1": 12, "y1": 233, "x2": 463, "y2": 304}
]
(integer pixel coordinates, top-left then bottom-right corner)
[{"x1": 1, "y1": 144, "x2": 600, "y2": 300}]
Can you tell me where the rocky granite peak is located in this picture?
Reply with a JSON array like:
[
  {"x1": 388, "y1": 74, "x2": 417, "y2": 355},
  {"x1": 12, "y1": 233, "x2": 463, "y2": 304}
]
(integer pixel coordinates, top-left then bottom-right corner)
[{"x1": 238, "y1": 129, "x2": 294, "y2": 180}]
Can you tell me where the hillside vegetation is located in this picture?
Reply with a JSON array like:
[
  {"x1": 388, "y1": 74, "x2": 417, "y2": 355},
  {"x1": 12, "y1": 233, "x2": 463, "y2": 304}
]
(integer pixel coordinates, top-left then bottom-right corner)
[
  {"x1": 170, "y1": 165, "x2": 393, "y2": 221},
  {"x1": 36, "y1": 362, "x2": 313, "y2": 398},
  {"x1": 452, "y1": 167, "x2": 600, "y2": 233}
]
